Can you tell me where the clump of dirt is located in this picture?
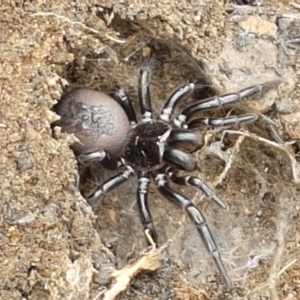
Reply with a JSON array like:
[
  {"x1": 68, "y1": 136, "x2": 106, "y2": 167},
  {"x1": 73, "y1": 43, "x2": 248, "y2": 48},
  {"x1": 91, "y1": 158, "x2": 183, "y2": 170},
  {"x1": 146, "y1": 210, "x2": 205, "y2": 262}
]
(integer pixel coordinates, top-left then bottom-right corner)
[{"x1": 0, "y1": 1, "x2": 299, "y2": 300}]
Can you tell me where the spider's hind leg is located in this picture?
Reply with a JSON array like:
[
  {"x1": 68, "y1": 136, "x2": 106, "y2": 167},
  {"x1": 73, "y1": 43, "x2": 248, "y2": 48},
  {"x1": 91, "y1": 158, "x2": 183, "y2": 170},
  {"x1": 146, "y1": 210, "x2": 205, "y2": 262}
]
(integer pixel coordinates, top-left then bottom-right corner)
[
  {"x1": 78, "y1": 150, "x2": 123, "y2": 170},
  {"x1": 87, "y1": 165, "x2": 135, "y2": 210},
  {"x1": 154, "y1": 173, "x2": 231, "y2": 286},
  {"x1": 114, "y1": 87, "x2": 137, "y2": 126},
  {"x1": 77, "y1": 149, "x2": 107, "y2": 164}
]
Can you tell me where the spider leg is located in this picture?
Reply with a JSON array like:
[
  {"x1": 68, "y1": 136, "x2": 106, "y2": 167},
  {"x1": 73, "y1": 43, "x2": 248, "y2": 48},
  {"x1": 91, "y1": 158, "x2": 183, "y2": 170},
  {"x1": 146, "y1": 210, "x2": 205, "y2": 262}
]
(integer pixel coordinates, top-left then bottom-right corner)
[
  {"x1": 155, "y1": 173, "x2": 231, "y2": 286},
  {"x1": 168, "y1": 128, "x2": 203, "y2": 146},
  {"x1": 166, "y1": 168, "x2": 228, "y2": 209},
  {"x1": 174, "y1": 80, "x2": 279, "y2": 127},
  {"x1": 168, "y1": 128, "x2": 204, "y2": 153},
  {"x1": 114, "y1": 87, "x2": 137, "y2": 126},
  {"x1": 77, "y1": 150, "x2": 122, "y2": 170},
  {"x1": 163, "y1": 148, "x2": 198, "y2": 172},
  {"x1": 160, "y1": 81, "x2": 208, "y2": 123},
  {"x1": 137, "y1": 171, "x2": 157, "y2": 243},
  {"x1": 187, "y1": 113, "x2": 257, "y2": 129},
  {"x1": 138, "y1": 58, "x2": 158, "y2": 121},
  {"x1": 87, "y1": 165, "x2": 135, "y2": 209},
  {"x1": 77, "y1": 149, "x2": 107, "y2": 164}
]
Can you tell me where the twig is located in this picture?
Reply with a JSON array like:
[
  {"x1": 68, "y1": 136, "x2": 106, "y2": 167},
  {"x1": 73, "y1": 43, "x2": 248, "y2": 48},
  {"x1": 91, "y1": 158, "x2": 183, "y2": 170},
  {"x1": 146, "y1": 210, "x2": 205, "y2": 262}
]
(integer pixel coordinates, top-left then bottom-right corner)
[
  {"x1": 291, "y1": 2, "x2": 300, "y2": 10},
  {"x1": 102, "y1": 243, "x2": 166, "y2": 300},
  {"x1": 221, "y1": 130, "x2": 299, "y2": 183},
  {"x1": 213, "y1": 135, "x2": 245, "y2": 187},
  {"x1": 31, "y1": 12, "x2": 125, "y2": 44}
]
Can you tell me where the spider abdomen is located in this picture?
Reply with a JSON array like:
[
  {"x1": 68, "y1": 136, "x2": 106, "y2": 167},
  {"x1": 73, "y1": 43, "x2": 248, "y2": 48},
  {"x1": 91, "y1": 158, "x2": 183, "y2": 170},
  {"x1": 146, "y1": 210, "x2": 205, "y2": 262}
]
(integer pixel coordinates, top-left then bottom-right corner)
[{"x1": 53, "y1": 88, "x2": 131, "y2": 157}]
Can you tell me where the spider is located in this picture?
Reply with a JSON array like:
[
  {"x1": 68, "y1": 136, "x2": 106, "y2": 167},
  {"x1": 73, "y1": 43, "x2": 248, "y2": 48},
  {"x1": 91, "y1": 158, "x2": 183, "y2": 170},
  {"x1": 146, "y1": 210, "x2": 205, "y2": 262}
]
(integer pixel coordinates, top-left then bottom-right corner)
[{"x1": 53, "y1": 59, "x2": 278, "y2": 286}]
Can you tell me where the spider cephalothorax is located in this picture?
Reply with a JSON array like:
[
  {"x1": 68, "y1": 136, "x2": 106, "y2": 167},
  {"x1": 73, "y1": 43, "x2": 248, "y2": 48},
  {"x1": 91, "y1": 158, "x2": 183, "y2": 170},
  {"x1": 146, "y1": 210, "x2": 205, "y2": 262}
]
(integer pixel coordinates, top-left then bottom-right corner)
[{"x1": 54, "y1": 59, "x2": 278, "y2": 286}]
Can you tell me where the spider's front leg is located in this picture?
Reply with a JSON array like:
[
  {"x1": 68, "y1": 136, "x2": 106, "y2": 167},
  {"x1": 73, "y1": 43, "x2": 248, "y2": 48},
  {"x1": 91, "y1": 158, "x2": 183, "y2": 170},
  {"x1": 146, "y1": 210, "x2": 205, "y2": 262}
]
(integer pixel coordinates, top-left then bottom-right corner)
[
  {"x1": 163, "y1": 128, "x2": 204, "y2": 172},
  {"x1": 160, "y1": 81, "x2": 209, "y2": 123},
  {"x1": 174, "y1": 80, "x2": 279, "y2": 127},
  {"x1": 188, "y1": 113, "x2": 257, "y2": 130},
  {"x1": 154, "y1": 173, "x2": 231, "y2": 286},
  {"x1": 138, "y1": 58, "x2": 159, "y2": 121},
  {"x1": 163, "y1": 148, "x2": 198, "y2": 172}
]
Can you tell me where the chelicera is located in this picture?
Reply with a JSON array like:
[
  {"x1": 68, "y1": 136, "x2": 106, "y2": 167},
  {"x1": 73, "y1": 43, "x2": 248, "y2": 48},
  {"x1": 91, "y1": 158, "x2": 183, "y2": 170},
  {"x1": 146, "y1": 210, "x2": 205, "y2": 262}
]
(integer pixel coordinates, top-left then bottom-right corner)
[{"x1": 53, "y1": 59, "x2": 277, "y2": 286}]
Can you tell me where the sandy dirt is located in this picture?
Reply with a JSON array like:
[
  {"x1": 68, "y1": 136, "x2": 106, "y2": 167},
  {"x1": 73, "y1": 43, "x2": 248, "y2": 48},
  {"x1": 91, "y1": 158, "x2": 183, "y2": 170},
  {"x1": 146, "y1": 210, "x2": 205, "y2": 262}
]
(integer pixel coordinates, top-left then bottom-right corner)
[{"x1": 0, "y1": 1, "x2": 300, "y2": 299}]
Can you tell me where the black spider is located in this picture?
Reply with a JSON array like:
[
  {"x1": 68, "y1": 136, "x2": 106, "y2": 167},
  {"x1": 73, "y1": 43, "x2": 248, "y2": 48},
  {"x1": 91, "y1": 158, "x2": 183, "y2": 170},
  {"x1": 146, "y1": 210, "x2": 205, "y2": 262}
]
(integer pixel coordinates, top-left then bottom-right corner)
[{"x1": 53, "y1": 59, "x2": 278, "y2": 286}]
